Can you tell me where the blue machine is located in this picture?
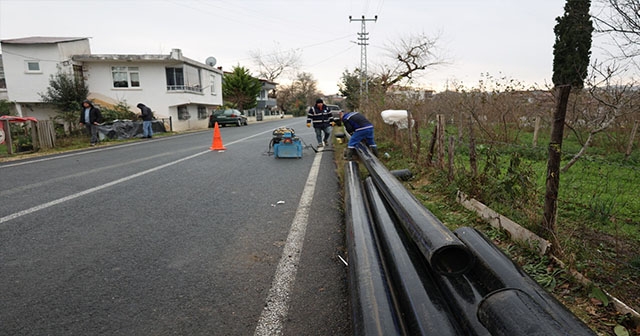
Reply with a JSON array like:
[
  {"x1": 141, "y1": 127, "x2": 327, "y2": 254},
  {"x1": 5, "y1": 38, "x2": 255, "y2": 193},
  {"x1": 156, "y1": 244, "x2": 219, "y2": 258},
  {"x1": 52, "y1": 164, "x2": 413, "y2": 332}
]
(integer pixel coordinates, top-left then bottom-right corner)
[{"x1": 272, "y1": 127, "x2": 303, "y2": 159}]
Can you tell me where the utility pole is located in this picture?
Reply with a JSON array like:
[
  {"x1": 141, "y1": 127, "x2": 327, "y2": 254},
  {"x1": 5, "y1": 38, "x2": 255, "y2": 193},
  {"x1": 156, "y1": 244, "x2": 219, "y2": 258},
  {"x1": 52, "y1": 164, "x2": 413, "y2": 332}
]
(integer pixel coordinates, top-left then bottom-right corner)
[{"x1": 349, "y1": 15, "x2": 377, "y2": 101}]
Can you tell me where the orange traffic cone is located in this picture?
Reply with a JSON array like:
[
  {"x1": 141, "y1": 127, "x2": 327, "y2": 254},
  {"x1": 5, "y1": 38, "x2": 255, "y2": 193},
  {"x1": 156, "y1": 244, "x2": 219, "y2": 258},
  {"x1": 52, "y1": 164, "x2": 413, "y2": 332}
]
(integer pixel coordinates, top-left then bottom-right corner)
[{"x1": 209, "y1": 122, "x2": 227, "y2": 150}]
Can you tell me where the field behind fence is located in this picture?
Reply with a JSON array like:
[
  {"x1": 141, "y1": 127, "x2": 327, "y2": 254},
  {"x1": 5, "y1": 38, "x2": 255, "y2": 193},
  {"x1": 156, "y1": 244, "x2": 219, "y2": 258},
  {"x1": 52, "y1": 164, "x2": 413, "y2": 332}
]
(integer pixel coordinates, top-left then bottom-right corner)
[{"x1": 359, "y1": 85, "x2": 639, "y2": 313}]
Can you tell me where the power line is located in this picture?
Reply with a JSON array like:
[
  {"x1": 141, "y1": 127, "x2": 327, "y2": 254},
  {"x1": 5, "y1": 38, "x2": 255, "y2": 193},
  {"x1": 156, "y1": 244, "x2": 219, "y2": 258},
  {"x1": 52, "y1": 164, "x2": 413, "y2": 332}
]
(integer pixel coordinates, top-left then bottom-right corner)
[{"x1": 349, "y1": 15, "x2": 377, "y2": 99}]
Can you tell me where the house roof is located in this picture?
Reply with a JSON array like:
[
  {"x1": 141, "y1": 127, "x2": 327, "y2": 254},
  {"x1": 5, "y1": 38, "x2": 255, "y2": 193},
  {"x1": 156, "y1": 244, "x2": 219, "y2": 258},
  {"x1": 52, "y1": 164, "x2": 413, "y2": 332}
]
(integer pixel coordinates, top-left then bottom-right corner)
[
  {"x1": 72, "y1": 50, "x2": 223, "y2": 74},
  {"x1": 0, "y1": 36, "x2": 89, "y2": 44},
  {"x1": 72, "y1": 54, "x2": 172, "y2": 62}
]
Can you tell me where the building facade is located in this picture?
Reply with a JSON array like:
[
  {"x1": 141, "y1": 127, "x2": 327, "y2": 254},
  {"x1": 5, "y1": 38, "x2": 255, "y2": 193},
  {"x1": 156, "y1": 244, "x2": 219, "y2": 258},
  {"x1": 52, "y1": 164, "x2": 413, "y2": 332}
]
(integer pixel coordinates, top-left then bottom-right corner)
[{"x1": 0, "y1": 36, "x2": 224, "y2": 132}]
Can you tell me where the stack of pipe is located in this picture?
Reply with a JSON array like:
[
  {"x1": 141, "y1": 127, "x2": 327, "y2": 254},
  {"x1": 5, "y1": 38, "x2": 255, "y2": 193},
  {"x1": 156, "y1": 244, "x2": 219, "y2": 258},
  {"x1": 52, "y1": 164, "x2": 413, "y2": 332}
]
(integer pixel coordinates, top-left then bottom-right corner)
[{"x1": 343, "y1": 144, "x2": 596, "y2": 336}]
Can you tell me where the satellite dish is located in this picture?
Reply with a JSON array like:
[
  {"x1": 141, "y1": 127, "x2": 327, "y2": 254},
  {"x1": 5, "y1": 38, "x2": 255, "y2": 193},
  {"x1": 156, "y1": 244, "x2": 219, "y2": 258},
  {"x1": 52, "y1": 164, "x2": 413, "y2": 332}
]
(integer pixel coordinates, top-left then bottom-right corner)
[{"x1": 205, "y1": 56, "x2": 217, "y2": 67}]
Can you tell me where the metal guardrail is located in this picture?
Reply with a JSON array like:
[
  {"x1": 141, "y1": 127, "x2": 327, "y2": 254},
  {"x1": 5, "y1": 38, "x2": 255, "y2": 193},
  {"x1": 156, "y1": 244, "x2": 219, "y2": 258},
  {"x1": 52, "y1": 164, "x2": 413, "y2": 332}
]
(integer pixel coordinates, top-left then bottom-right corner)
[{"x1": 343, "y1": 143, "x2": 596, "y2": 336}]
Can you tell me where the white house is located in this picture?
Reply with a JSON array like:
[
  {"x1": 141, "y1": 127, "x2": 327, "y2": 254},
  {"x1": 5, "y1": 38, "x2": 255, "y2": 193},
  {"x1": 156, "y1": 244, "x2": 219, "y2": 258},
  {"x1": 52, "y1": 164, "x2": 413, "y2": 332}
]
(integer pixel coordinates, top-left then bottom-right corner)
[
  {"x1": 0, "y1": 36, "x2": 224, "y2": 132},
  {"x1": 254, "y1": 79, "x2": 278, "y2": 116},
  {"x1": 0, "y1": 37, "x2": 90, "y2": 121}
]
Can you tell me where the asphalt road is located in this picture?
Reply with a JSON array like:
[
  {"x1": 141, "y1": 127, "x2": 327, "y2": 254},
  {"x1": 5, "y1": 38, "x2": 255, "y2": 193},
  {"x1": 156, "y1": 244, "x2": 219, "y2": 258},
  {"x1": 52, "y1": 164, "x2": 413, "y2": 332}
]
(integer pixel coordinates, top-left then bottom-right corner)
[{"x1": 0, "y1": 118, "x2": 351, "y2": 335}]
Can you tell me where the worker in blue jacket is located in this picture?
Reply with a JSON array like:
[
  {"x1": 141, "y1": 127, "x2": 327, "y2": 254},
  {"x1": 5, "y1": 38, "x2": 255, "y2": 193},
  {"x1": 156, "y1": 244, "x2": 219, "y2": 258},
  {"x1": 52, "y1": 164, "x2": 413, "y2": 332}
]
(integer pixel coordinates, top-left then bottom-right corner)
[{"x1": 341, "y1": 111, "x2": 378, "y2": 160}]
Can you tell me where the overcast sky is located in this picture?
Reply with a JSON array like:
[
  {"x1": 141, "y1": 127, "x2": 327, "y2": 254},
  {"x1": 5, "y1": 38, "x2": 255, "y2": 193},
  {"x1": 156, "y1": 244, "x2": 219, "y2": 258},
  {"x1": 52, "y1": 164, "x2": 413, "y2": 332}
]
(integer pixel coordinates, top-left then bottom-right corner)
[{"x1": 1, "y1": 0, "x2": 576, "y2": 94}]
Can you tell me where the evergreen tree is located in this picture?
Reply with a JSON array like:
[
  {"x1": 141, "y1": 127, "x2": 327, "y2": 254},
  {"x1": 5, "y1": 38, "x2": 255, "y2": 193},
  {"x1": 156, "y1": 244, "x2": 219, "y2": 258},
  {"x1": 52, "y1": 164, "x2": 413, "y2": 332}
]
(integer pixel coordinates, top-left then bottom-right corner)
[
  {"x1": 222, "y1": 66, "x2": 261, "y2": 111},
  {"x1": 338, "y1": 69, "x2": 362, "y2": 111},
  {"x1": 543, "y1": 0, "x2": 593, "y2": 246},
  {"x1": 552, "y1": 0, "x2": 594, "y2": 88},
  {"x1": 39, "y1": 71, "x2": 89, "y2": 131}
]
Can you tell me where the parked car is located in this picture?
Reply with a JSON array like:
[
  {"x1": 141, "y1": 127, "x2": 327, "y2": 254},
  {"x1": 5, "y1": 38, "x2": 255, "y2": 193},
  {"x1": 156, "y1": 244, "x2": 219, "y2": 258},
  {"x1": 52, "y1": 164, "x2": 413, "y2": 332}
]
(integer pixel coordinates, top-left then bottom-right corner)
[
  {"x1": 209, "y1": 109, "x2": 248, "y2": 127},
  {"x1": 325, "y1": 104, "x2": 343, "y2": 125}
]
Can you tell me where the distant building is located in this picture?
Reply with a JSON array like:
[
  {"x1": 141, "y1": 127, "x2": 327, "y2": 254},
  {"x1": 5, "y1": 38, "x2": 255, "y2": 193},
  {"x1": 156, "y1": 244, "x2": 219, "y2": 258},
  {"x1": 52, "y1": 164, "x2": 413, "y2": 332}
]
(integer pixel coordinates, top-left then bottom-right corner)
[
  {"x1": 388, "y1": 85, "x2": 434, "y2": 100},
  {"x1": 0, "y1": 36, "x2": 224, "y2": 132},
  {"x1": 246, "y1": 79, "x2": 277, "y2": 117}
]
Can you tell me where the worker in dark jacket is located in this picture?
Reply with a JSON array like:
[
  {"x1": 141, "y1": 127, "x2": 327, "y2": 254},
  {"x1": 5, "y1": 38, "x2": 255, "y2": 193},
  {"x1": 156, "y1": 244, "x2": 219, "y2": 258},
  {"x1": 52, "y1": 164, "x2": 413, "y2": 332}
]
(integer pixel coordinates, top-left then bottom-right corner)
[
  {"x1": 341, "y1": 111, "x2": 378, "y2": 159},
  {"x1": 78, "y1": 99, "x2": 102, "y2": 146},
  {"x1": 137, "y1": 103, "x2": 154, "y2": 138},
  {"x1": 306, "y1": 98, "x2": 335, "y2": 147}
]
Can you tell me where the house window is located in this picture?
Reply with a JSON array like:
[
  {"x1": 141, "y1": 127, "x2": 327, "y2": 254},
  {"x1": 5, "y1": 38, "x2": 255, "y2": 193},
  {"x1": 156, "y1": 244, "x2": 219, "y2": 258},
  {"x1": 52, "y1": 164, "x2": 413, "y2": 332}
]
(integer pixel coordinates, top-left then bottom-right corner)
[
  {"x1": 111, "y1": 66, "x2": 140, "y2": 88},
  {"x1": 177, "y1": 105, "x2": 191, "y2": 120},
  {"x1": 73, "y1": 65, "x2": 84, "y2": 87},
  {"x1": 197, "y1": 106, "x2": 207, "y2": 119},
  {"x1": 166, "y1": 65, "x2": 201, "y2": 92},
  {"x1": 25, "y1": 61, "x2": 41, "y2": 73},
  {"x1": 0, "y1": 65, "x2": 6, "y2": 89}
]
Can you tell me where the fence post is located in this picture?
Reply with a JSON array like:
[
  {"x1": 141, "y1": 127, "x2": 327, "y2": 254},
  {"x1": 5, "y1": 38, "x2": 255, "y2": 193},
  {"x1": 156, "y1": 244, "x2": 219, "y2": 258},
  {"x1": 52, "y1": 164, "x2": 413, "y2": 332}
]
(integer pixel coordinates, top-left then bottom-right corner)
[
  {"x1": 448, "y1": 136, "x2": 455, "y2": 182},
  {"x1": 625, "y1": 120, "x2": 639, "y2": 160},
  {"x1": 30, "y1": 120, "x2": 39, "y2": 150},
  {"x1": 437, "y1": 114, "x2": 445, "y2": 169},
  {"x1": 3, "y1": 120, "x2": 13, "y2": 155}
]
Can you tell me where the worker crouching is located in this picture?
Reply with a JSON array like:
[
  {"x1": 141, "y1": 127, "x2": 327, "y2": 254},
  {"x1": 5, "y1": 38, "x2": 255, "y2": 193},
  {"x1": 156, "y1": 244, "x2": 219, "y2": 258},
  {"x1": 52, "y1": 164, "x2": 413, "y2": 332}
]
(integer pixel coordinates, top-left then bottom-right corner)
[{"x1": 341, "y1": 111, "x2": 378, "y2": 160}]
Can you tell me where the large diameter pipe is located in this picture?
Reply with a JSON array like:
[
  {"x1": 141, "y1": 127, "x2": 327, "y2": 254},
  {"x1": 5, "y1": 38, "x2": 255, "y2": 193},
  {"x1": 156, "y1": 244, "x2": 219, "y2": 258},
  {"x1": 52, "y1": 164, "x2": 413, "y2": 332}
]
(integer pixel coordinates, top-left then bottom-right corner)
[
  {"x1": 355, "y1": 144, "x2": 473, "y2": 275},
  {"x1": 454, "y1": 227, "x2": 596, "y2": 335},
  {"x1": 363, "y1": 178, "x2": 463, "y2": 336},
  {"x1": 428, "y1": 270, "x2": 492, "y2": 336},
  {"x1": 478, "y1": 288, "x2": 578, "y2": 336},
  {"x1": 344, "y1": 161, "x2": 404, "y2": 336}
]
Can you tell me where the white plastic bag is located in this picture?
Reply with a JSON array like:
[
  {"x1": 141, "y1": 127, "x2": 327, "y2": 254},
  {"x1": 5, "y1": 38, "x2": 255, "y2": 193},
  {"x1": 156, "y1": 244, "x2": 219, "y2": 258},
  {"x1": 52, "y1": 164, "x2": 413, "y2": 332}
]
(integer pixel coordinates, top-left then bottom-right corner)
[{"x1": 380, "y1": 110, "x2": 413, "y2": 129}]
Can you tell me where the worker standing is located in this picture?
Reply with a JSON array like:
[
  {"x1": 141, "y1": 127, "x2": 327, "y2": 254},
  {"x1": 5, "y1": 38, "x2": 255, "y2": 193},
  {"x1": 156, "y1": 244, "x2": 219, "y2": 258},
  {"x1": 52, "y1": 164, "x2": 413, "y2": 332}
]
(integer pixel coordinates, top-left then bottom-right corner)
[
  {"x1": 137, "y1": 103, "x2": 154, "y2": 138},
  {"x1": 306, "y1": 98, "x2": 335, "y2": 148}
]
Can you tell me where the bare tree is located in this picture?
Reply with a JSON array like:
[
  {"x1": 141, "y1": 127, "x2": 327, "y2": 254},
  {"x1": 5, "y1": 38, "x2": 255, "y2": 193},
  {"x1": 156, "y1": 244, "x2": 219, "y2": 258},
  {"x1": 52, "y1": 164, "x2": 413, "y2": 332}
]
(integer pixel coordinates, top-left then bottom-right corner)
[
  {"x1": 593, "y1": 0, "x2": 640, "y2": 59},
  {"x1": 250, "y1": 43, "x2": 301, "y2": 82},
  {"x1": 275, "y1": 72, "x2": 321, "y2": 116},
  {"x1": 562, "y1": 60, "x2": 639, "y2": 172},
  {"x1": 376, "y1": 32, "x2": 448, "y2": 91}
]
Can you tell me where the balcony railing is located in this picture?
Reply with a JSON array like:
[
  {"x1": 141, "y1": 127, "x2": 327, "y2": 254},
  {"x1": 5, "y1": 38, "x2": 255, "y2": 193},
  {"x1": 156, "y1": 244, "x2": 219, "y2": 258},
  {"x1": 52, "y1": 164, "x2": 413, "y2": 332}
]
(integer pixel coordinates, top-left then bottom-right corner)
[{"x1": 166, "y1": 85, "x2": 203, "y2": 93}]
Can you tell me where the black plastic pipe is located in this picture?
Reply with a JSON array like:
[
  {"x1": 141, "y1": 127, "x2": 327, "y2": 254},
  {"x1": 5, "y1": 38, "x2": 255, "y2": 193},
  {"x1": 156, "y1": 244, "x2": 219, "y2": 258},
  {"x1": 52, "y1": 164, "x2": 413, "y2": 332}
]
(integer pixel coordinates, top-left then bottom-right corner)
[
  {"x1": 355, "y1": 144, "x2": 473, "y2": 275},
  {"x1": 389, "y1": 169, "x2": 413, "y2": 181},
  {"x1": 344, "y1": 161, "x2": 404, "y2": 336},
  {"x1": 478, "y1": 288, "x2": 577, "y2": 336},
  {"x1": 428, "y1": 270, "x2": 493, "y2": 336},
  {"x1": 454, "y1": 227, "x2": 596, "y2": 335},
  {"x1": 363, "y1": 178, "x2": 463, "y2": 336}
]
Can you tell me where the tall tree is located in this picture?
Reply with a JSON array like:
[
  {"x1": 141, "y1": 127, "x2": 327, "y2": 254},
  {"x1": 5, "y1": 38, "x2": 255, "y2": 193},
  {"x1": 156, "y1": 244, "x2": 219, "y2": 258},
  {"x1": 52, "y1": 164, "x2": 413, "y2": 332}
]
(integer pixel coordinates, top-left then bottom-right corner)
[
  {"x1": 39, "y1": 71, "x2": 89, "y2": 132},
  {"x1": 222, "y1": 66, "x2": 262, "y2": 111},
  {"x1": 593, "y1": 0, "x2": 640, "y2": 59},
  {"x1": 275, "y1": 72, "x2": 321, "y2": 116},
  {"x1": 543, "y1": 0, "x2": 593, "y2": 246},
  {"x1": 339, "y1": 32, "x2": 446, "y2": 109},
  {"x1": 250, "y1": 44, "x2": 301, "y2": 83},
  {"x1": 338, "y1": 69, "x2": 364, "y2": 111},
  {"x1": 377, "y1": 32, "x2": 447, "y2": 91}
]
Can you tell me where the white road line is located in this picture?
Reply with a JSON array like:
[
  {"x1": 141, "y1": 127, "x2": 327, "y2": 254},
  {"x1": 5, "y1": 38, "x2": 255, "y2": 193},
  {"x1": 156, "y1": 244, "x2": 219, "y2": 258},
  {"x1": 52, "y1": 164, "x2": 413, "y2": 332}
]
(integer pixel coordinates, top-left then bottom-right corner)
[
  {"x1": 0, "y1": 150, "x2": 209, "y2": 225},
  {"x1": 254, "y1": 150, "x2": 324, "y2": 336},
  {"x1": 0, "y1": 133, "x2": 188, "y2": 169},
  {"x1": 0, "y1": 126, "x2": 304, "y2": 226}
]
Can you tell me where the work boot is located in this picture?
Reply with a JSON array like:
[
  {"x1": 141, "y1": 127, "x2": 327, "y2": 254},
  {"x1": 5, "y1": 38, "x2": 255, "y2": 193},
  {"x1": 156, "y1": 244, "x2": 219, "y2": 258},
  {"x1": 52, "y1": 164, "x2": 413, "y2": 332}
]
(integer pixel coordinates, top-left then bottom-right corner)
[
  {"x1": 345, "y1": 148, "x2": 356, "y2": 161},
  {"x1": 369, "y1": 146, "x2": 379, "y2": 157}
]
